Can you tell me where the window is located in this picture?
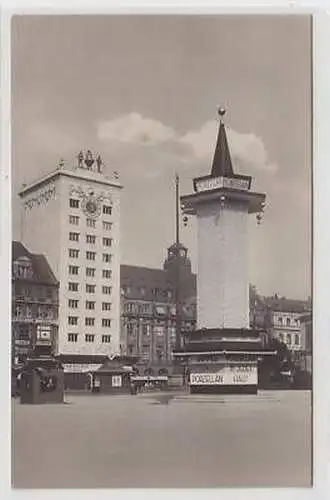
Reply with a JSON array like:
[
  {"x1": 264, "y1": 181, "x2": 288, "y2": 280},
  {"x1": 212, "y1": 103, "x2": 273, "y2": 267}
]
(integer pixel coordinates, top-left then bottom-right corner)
[
  {"x1": 102, "y1": 286, "x2": 112, "y2": 295},
  {"x1": 103, "y1": 221, "x2": 112, "y2": 231},
  {"x1": 103, "y1": 205, "x2": 112, "y2": 215},
  {"x1": 278, "y1": 317, "x2": 283, "y2": 325},
  {"x1": 69, "y1": 249, "x2": 79, "y2": 258},
  {"x1": 86, "y1": 218, "x2": 96, "y2": 228},
  {"x1": 102, "y1": 318, "x2": 111, "y2": 327},
  {"x1": 102, "y1": 253, "x2": 112, "y2": 263},
  {"x1": 152, "y1": 287, "x2": 160, "y2": 297},
  {"x1": 85, "y1": 301, "x2": 95, "y2": 310},
  {"x1": 125, "y1": 303, "x2": 136, "y2": 313},
  {"x1": 85, "y1": 317, "x2": 95, "y2": 326},
  {"x1": 85, "y1": 334, "x2": 95, "y2": 343},
  {"x1": 69, "y1": 215, "x2": 79, "y2": 225},
  {"x1": 102, "y1": 335, "x2": 111, "y2": 343},
  {"x1": 102, "y1": 302, "x2": 112, "y2": 311},
  {"x1": 86, "y1": 267, "x2": 96, "y2": 277},
  {"x1": 286, "y1": 333, "x2": 292, "y2": 344},
  {"x1": 102, "y1": 237, "x2": 112, "y2": 247},
  {"x1": 68, "y1": 282, "x2": 79, "y2": 292},
  {"x1": 142, "y1": 323, "x2": 150, "y2": 336},
  {"x1": 68, "y1": 333, "x2": 78, "y2": 342},
  {"x1": 69, "y1": 198, "x2": 80, "y2": 208},
  {"x1": 68, "y1": 299, "x2": 79, "y2": 308},
  {"x1": 68, "y1": 316, "x2": 78, "y2": 325},
  {"x1": 102, "y1": 269, "x2": 112, "y2": 279},
  {"x1": 294, "y1": 334, "x2": 300, "y2": 346},
  {"x1": 69, "y1": 232, "x2": 79, "y2": 242},
  {"x1": 86, "y1": 234, "x2": 96, "y2": 244},
  {"x1": 139, "y1": 286, "x2": 146, "y2": 297},
  {"x1": 86, "y1": 284, "x2": 96, "y2": 293},
  {"x1": 86, "y1": 251, "x2": 96, "y2": 261},
  {"x1": 69, "y1": 265, "x2": 79, "y2": 275},
  {"x1": 139, "y1": 304, "x2": 150, "y2": 315},
  {"x1": 286, "y1": 318, "x2": 291, "y2": 326}
]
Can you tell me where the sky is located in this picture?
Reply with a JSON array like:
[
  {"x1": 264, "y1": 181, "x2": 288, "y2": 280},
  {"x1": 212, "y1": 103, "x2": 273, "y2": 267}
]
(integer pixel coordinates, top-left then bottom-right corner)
[{"x1": 11, "y1": 15, "x2": 312, "y2": 300}]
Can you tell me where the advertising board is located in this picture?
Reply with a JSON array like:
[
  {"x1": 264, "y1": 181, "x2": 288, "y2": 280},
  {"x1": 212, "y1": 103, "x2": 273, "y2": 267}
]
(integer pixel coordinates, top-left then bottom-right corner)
[{"x1": 190, "y1": 365, "x2": 257, "y2": 386}]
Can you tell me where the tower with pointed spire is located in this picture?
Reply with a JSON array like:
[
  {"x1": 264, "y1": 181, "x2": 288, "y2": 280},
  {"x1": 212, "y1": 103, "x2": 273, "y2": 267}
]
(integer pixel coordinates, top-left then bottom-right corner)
[{"x1": 181, "y1": 108, "x2": 266, "y2": 331}]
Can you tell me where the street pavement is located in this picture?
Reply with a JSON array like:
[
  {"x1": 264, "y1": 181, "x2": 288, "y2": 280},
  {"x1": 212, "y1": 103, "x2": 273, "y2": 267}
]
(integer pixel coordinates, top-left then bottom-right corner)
[{"x1": 12, "y1": 390, "x2": 312, "y2": 489}]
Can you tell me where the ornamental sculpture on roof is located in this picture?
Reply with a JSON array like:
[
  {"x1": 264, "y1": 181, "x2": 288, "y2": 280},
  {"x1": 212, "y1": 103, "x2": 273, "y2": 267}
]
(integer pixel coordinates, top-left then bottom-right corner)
[{"x1": 77, "y1": 150, "x2": 103, "y2": 173}]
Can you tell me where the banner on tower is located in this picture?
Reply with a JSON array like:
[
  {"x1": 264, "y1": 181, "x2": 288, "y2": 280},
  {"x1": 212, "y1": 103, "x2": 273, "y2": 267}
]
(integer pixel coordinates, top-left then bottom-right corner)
[{"x1": 195, "y1": 176, "x2": 250, "y2": 193}]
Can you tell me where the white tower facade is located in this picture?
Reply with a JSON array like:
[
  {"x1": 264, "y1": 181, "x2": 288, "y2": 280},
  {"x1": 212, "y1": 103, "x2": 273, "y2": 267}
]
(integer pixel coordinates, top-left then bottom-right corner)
[
  {"x1": 181, "y1": 111, "x2": 266, "y2": 332},
  {"x1": 19, "y1": 151, "x2": 122, "y2": 357},
  {"x1": 196, "y1": 200, "x2": 249, "y2": 329}
]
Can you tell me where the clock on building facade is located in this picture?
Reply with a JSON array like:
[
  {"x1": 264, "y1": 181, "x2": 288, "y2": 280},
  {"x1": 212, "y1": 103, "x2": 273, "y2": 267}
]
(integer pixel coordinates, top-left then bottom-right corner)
[{"x1": 81, "y1": 196, "x2": 101, "y2": 218}]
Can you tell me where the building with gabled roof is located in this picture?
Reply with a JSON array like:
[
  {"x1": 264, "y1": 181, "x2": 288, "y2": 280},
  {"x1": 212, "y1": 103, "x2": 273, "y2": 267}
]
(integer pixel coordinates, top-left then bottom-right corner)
[{"x1": 12, "y1": 241, "x2": 59, "y2": 364}]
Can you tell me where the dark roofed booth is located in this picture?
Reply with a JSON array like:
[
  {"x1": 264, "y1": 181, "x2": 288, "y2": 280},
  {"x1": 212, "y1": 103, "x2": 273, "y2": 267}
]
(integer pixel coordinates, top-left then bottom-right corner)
[{"x1": 20, "y1": 356, "x2": 64, "y2": 404}]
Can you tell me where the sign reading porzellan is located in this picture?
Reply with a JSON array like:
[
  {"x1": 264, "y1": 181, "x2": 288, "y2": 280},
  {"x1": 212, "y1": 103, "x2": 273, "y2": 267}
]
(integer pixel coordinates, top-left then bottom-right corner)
[
  {"x1": 195, "y1": 176, "x2": 250, "y2": 193},
  {"x1": 190, "y1": 365, "x2": 257, "y2": 386}
]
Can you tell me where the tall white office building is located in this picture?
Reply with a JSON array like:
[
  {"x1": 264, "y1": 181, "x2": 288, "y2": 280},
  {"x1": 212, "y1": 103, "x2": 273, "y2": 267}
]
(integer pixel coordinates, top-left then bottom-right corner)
[{"x1": 19, "y1": 150, "x2": 122, "y2": 358}]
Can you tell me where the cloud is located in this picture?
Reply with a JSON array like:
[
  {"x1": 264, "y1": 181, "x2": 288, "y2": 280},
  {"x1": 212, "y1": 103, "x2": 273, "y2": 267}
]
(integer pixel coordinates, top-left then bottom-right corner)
[
  {"x1": 96, "y1": 113, "x2": 277, "y2": 179},
  {"x1": 180, "y1": 120, "x2": 278, "y2": 174},
  {"x1": 97, "y1": 112, "x2": 176, "y2": 146}
]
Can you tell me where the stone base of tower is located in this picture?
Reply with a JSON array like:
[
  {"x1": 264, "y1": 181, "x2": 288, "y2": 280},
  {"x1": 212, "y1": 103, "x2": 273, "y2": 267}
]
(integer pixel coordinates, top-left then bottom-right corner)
[{"x1": 174, "y1": 327, "x2": 275, "y2": 395}]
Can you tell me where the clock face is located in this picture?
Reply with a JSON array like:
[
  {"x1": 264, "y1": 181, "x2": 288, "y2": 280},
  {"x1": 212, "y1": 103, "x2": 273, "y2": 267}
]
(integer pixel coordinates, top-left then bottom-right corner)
[
  {"x1": 86, "y1": 200, "x2": 97, "y2": 214},
  {"x1": 83, "y1": 197, "x2": 100, "y2": 217}
]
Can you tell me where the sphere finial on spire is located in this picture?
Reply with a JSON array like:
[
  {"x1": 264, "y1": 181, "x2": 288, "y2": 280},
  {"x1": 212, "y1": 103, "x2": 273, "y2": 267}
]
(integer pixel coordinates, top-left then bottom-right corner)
[{"x1": 217, "y1": 106, "x2": 226, "y2": 119}]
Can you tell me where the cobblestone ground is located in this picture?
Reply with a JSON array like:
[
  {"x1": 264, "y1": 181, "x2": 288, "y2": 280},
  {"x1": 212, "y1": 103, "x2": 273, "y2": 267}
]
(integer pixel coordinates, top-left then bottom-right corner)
[{"x1": 12, "y1": 390, "x2": 312, "y2": 489}]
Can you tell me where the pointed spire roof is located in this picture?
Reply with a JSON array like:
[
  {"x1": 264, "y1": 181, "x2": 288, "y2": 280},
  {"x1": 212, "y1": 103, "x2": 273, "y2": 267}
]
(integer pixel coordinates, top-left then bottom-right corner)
[{"x1": 211, "y1": 108, "x2": 234, "y2": 178}]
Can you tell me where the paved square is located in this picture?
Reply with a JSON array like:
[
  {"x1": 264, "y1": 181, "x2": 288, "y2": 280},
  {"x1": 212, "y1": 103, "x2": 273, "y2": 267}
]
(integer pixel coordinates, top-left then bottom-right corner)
[{"x1": 12, "y1": 390, "x2": 312, "y2": 488}]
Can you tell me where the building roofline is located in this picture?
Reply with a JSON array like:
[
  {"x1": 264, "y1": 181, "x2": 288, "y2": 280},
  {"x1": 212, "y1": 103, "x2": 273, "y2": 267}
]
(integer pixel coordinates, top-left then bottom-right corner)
[{"x1": 18, "y1": 168, "x2": 122, "y2": 197}]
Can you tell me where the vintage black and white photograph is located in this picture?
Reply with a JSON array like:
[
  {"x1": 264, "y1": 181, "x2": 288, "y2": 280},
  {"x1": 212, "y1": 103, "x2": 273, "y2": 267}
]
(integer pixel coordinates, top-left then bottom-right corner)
[{"x1": 9, "y1": 14, "x2": 313, "y2": 489}]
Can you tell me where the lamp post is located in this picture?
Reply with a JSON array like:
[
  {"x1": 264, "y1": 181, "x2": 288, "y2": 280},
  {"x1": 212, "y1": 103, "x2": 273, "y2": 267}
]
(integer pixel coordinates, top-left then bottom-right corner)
[{"x1": 174, "y1": 174, "x2": 182, "y2": 353}]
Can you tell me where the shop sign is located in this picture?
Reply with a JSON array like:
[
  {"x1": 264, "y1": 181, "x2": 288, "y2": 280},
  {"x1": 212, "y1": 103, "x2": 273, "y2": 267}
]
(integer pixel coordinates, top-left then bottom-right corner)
[{"x1": 190, "y1": 365, "x2": 257, "y2": 386}]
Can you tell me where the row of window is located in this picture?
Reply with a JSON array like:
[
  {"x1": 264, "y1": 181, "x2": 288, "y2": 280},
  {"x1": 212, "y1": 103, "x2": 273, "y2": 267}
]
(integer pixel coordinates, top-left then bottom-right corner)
[
  {"x1": 69, "y1": 198, "x2": 112, "y2": 215},
  {"x1": 69, "y1": 265, "x2": 111, "y2": 279},
  {"x1": 69, "y1": 266, "x2": 112, "y2": 280},
  {"x1": 68, "y1": 299, "x2": 112, "y2": 310},
  {"x1": 68, "y1": 248, "x2": 112, "y2": 265},
  {"x1": 69, "y1": 216, "x2": 112, "y2": 231},
  {"x1": 69, "y1": 246, "x2": 112, "y2": 260},
  {"x1": 69, "y1": 230, "x2": 113, "y2": 247},
  {"x1": 67, "y1": 333, "x2": 111, "y2": 343},
  {"x1": 276, "y1": 317, "x2": 300, "y2": 327},
  {"x1": 68, "y1": 282, "x2": 112, "y2": 294},
  {"x1": 68, "y1": 316, "x2": 112, "y2": 327},
  {"x1": 68, "y1": 236, "x2": 113, "y2": 247}
]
